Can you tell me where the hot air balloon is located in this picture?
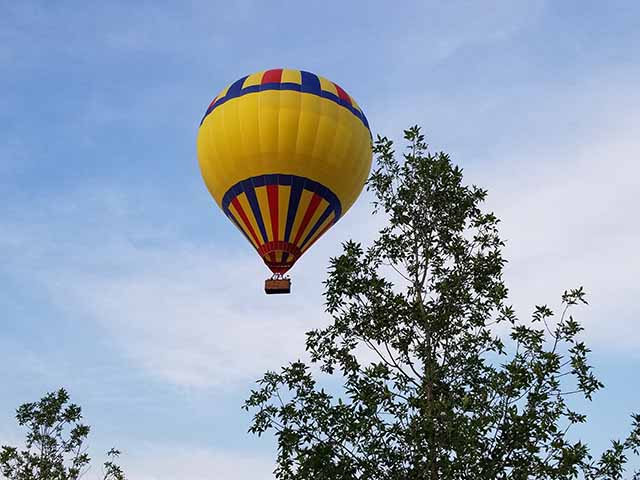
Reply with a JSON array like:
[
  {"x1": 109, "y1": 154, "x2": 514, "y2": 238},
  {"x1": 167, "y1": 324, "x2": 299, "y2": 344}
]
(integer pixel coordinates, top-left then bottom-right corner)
[{"x1": 196, "y1": 69, "x2": 372, "y2": 294}]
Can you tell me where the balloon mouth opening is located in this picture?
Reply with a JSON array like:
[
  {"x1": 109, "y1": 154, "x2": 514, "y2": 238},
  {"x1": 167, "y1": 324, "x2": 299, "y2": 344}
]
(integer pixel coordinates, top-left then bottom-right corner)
[
  {"x1": 264, "y1": 254, "x2": 296, "y2": 274},
  {"x1": 266, "y1": 262, "x2": 295, "y2": 275},
  {"x1": 259, "y1": 241, "x2": 301, "y2": 274}
]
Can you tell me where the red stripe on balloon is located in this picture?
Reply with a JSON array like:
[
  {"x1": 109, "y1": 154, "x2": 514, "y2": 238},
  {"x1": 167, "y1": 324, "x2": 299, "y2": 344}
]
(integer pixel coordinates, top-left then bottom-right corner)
[
  {"x1": 231, "y1": 198, "x2": 262, "y2": 248},
  {"x1": 262, "y1": 69, "x2": 283, "y2": 84},
  {"x1": 293, "y1": 193, "x2": 322, "y2": 246},
  {"x1": 267, "y1": 184, "x2": 279, "y2": 242},
  {"x1": 333, "y1": 83, "x2": 351, "y2": 105}
]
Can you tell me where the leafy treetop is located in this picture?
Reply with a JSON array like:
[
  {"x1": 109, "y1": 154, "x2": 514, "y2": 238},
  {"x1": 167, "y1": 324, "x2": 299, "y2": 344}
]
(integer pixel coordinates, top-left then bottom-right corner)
[{"x1": 244, "y1": 126, "x2": 640, "y2": 480}]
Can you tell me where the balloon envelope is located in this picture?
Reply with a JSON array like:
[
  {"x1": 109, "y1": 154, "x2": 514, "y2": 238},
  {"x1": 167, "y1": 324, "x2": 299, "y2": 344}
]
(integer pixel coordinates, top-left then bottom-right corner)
[{"x1": 197, "y1": 69, "x2": 372, "y2": 274}]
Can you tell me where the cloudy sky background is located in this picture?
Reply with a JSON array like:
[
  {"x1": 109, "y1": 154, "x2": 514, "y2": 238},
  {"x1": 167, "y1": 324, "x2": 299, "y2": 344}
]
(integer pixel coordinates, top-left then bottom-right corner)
[{"x1": 1, "y1": 1, "x2": 639, "y2": 477}]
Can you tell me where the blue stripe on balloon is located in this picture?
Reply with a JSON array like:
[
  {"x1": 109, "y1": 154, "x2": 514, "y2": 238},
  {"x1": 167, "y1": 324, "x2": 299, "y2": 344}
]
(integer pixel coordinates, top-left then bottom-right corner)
[
  {"x1": 226, "y1": 212, "x2": 256, "y2": 251},
  {"x1": 300, "y1": 71, "x2": 321, "y2": 95},
  {"x1": 241, "y1": 179, "x2": 269, "y2": 244},
  {"x1": 264, "y1": 173, "x2": 279, "y2": 185},
  {"x1": 222, "y1": 174, "x2": 342, "y2": 222},
  {"x1": 299, "y1": 204, "x2": 335, "y2": 250},
  {"x1": 284, "y1": 176, "x2": 304, "y2": 242},
  {"x1": 228, "y1": 75, "x2": 248, "y2": 96},
  {"x1": 200, "y1": 74, "x2": 370, "y2": 134}
]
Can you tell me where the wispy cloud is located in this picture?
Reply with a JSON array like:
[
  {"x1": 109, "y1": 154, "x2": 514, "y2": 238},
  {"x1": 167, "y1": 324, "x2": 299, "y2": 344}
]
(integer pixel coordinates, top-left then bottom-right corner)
[
  {"x1": 465, "y1": 75, "x2": 640, "y2": 351},
  {"x1": 0, "y1": 432, "x2": 274, "y2": 480},
  {"x1": 118, "y1": 445, "x2": 273, "y2": 480},
  {"x1": 0, "y1": 180, "x2": 381, "y2": 388}
]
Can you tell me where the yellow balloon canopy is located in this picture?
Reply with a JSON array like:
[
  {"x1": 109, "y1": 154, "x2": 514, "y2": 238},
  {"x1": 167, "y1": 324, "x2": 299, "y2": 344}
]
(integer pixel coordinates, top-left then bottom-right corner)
[{"x1": 197, "y1": 68, "x2": 372, "y2": 277}]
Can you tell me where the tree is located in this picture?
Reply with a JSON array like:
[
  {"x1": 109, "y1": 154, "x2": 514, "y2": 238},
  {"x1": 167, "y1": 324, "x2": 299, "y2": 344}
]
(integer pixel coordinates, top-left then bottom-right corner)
[
  {"x1": 244, "y1": 126, "x2": 640, "y2": 479},
  {"x1": 0, "y1": 388, "x2": 126, "y2": 480}
]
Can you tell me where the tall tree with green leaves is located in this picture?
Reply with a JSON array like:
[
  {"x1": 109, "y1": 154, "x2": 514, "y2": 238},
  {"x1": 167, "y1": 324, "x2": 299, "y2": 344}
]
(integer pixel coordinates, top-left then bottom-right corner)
[
  {"x1": 0, "y1": 389, "x2": 126, "y2": 480},
  {"x1": 244, "y1": 127, "x2": 640, "y2": 479}
]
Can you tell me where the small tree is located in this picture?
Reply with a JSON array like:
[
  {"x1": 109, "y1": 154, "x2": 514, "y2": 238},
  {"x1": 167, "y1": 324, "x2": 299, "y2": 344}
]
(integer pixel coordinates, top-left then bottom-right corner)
[
  {"x1": 0, "y1": 388, "x2": 126, "y2": 480},
  {"x1": 244, "y1": 127, "x2": 640, "y2": 479}
]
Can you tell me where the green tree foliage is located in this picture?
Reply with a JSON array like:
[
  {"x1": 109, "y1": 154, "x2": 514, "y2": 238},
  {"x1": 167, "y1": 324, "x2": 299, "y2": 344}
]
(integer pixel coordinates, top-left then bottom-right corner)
[
  {"x1": 244, "y1": 127, "x2": 640, "y2": 479},
  {"x1": 0, "y1": 389, "x2": 126, "y2": 480}
]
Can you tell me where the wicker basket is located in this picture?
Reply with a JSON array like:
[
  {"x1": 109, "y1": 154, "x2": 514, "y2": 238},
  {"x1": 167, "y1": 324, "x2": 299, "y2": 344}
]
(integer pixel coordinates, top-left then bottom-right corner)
[{"x1": 265, "y1": 278, "x2": 291, "y2": 295}]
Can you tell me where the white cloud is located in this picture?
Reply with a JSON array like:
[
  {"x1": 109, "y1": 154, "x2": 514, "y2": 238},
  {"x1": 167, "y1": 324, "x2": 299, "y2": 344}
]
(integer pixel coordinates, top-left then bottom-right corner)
[
  {"x1": 465, "y1": 85, "x2": 640, "y2": 352},
  {"x1": 115, "y1": 445, "x2": 273, "y2": 480},
  {"x1": 364, "y1": 60, "x2": 640, "y2": 353},
  {"x1": 0, "y1": 432, "x2": 274, "y2": 480},
  {"x1": 48, "y1": 244, "x2": 314, "y2": 388},
  {"x1": 0, "y1": 181, "x2": 381, "y2": 388}
]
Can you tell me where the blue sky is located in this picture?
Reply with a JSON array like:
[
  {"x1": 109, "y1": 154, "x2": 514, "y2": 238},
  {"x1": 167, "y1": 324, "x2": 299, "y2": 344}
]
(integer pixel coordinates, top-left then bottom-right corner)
[{"x1": 1, "y1": 1, "x2": 639, "y2": 477}]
